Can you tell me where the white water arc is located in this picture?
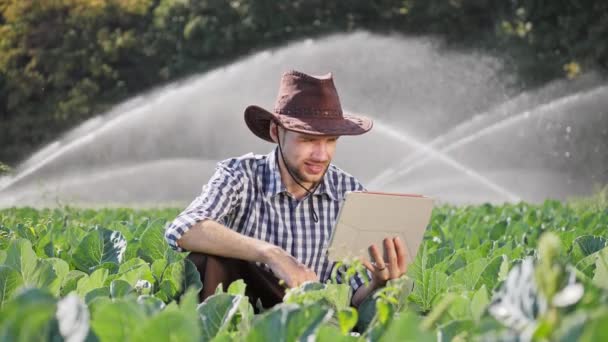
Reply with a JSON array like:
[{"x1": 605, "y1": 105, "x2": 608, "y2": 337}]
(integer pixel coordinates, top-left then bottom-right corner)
[
  {"x1": 370, "y1": 85, "x2": 608, "y2": 191},
  {"x1": 0, "y1": 31, "x2": 605, "y2": 207},
  {"x1": 370, "y1": 120, "x2": 522, "y2": 201}
]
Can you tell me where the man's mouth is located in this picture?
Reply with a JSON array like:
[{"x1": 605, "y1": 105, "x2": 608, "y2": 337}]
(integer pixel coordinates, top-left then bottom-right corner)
[{"x1": 304, "y1": 162, "x2": 326, "y2": 175}]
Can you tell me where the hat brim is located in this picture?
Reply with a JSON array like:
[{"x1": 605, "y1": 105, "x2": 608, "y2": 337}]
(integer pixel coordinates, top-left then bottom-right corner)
[{"x1": 244, "y1": 105, "x2": 373, "y2": 143}]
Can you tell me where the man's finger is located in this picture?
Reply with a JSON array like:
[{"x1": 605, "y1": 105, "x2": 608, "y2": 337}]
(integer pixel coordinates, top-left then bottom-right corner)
[
  {"x1": 384, "y1": 238, "x2": 399, "y2": 278},
  {"x1": 361, "y1": 258, "x2": 375, "y2": 273},
  {"x1": 368, "y1": 244, "x2": 386, "y2": 269},
  {"x1": 394, "y1": 236, "x2": 408, "y2": 273}
]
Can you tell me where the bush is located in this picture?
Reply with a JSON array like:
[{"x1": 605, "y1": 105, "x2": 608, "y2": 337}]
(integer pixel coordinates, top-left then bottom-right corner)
[{"x1": 1, "y1": 0, "x2": 606, "y2": 166}]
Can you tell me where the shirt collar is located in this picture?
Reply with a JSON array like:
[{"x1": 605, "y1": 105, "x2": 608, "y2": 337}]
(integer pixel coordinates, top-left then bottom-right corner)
[{"x1": 263, "y1": 147, "x2": 338, "y2": 201}]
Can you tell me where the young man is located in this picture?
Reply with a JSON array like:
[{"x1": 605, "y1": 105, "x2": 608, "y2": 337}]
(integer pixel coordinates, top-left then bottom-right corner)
[{"x1": 165, "y1": 70, "x2": 407, "y2": 308}]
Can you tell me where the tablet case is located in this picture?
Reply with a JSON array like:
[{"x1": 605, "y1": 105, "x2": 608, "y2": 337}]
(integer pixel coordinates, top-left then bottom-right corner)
[{"x1": 327, "y1": 191, "x2": 434, "y2": 263}]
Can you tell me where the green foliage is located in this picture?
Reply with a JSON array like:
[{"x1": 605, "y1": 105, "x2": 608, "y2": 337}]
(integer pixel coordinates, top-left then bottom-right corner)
[
  {"x1": 0, "y1": 202, "x2": 608, "y2": 339},
  {"x1": 2, "y1": 1, "x2": 607, "y2": 166}
]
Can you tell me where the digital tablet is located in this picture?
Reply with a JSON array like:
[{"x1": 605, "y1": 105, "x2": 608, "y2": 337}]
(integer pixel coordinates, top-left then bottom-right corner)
[{"x1": 327, "y1": 191, "x2": 434, "y2": 263}]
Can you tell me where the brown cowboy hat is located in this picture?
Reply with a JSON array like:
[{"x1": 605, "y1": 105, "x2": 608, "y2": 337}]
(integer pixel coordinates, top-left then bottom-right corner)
[{"x1": 244, "y1": 70, "x2": 373, "y2": 142}]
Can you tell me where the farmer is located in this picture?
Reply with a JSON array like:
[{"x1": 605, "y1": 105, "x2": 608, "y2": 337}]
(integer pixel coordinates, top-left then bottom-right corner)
[{"x1": 164, "y1": 70, "x2": 408, "y2": 308}]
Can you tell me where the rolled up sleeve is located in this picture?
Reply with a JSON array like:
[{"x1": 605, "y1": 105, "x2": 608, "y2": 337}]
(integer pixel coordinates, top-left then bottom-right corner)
[{"x1": 164, "y1": 162, "x2": 243, "y2": 252}]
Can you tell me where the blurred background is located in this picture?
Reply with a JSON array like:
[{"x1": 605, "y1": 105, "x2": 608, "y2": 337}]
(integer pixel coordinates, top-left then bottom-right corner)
[{"x1": 0, "y1": 0, "x2": 606, "y2": 207}]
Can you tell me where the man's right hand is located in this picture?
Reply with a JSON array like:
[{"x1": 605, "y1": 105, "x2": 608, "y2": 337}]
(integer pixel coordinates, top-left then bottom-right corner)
[{"x1": 262, "y1": 245, "x2": 318, "y2": 288}]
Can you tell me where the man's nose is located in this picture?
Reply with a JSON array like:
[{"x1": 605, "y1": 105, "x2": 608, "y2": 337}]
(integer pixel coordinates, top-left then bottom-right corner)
[{"x1": 311, "y1": 142, "x2": 329, "y2": 161}]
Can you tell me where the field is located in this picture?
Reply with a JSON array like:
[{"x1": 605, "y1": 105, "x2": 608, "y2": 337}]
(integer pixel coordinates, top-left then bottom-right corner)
[{"x1": 1, "y1": 200, "x2": 607, "y2": 341}]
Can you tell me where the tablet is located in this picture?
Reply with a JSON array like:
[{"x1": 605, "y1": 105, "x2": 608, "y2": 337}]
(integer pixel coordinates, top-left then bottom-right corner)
[{"x1": 327, "y1": 191, "x2": 434, "y2": 263}]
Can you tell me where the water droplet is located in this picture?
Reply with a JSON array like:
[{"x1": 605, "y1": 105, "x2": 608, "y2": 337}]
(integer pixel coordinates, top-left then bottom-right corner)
[
  {"x1": 566, "y1": 126, "x2": 571, "y2": 133},
  {"x1": 564, "y1": 151, "x2": 570, "y2": 158}
]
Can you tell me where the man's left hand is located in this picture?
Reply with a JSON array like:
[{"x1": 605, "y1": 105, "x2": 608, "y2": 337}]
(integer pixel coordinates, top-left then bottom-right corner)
[{"x1": 361, "y1": 236, "x2": 408, "y2": 289}]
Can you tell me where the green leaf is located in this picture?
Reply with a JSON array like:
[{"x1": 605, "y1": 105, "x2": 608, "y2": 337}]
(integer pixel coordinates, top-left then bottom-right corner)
[
  {"x1": 110, "y1": 279, "x2": 134, "y2": 298},
  {"x1": 337, "y1": 307, "x2": 358, "y2": 335},
  {"x1": 437, "y1": 319, "x2": 474, "y2": 342},
  {"x1": 72, "y1": 228, "x2": 126, "y2": 273},
  {"x1": 130, "y1": 306, "x2": 201, "y2": 342},
  {"x1": 198, "y1": 293, "x2": 249, "y2": 341},
  {"x1": 593, "y1": 247, "x2": 608, "y2": 290},
  {"x1": 315, "y1": 324, "x2": 359, "y2": 341},
  {"x1": 571, "y1": 235, "x2": 607, "y2": 264},
  {"x1": 91, "y1": 299, "x2": 147, "y2": 341},
  {"x1": 151, "y1": 258, "x2": 167, "y2": 282},
  {"x1": 227, "y1": 279, "x2": 247, "y2": 295},
  {"x1": 136, "y1": 295, "x2": 166, "y2": 316},
  {"x1": 0, "y1": 288, "x2": 58, "y2": 341},
  {"x1": 85, "y1": 287, "x2": 111, "y2": 304},
  {"x1": 409, "y1": 269, "x2": 449, "y2": 312},
  {"x1": 61, "y1": 270, "x2": 87, "y2": 297},
  {"x1": 471, "y1": 285, "x2": 490, "y2": 321},
  {"x1": 450, "y1": 258, "x2": 487, "y2": 291},
  {"x1": 77, "y1": 268, "x2": 109, "y2": 297},
  {"x1": 5, "y1": 239, "x2": 38, "y2": 281},
  {"x1": 246, "y1": 304, "x2": 332, "y2": 342},
  {"x1": 138, "y1": 224, "x2": 167, "y2": 264},
  {"x1": 379, "y1": 311, "x2": 434, "y2": 342},
  {"x1": 115, "y1": 258, "x2": 155, "y2": 287},
  {"x1": 0, "y1": 265, "x2": 23, "y2": 309},
  {"x1": 475, "y1": 255, "x2": 505, "y2": 291}
]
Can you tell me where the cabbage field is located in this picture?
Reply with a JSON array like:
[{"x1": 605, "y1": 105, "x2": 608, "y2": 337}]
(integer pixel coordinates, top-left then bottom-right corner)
[{"x1": 1, "y1": 201, "x2": 607, "y2": 341}]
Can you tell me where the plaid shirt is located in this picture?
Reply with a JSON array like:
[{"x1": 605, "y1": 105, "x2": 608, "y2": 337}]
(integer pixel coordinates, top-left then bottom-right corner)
[{"x1": 164, "y1": 147, "x2": 368, "y2": 291}]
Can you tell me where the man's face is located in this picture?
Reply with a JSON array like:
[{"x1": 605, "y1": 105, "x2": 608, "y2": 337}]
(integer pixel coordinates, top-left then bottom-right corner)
[{"x1": 276, "y1": 126, "x2": 338, "y2": 185}]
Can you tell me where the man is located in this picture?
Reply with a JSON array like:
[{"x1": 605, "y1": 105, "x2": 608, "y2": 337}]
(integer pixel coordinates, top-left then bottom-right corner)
[{"x1": 165, "y1": 70, "x2": 408, "y2": 308}]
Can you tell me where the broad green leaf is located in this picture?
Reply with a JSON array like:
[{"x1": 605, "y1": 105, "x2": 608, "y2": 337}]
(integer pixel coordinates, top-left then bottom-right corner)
[
  {"x1": 5, "y1": 239, "x2": 38, "y2": 281},
  {"x1": 137, "y1": 295, "x2": 166, "y2": 316},
  {"x1": 85, "y1": 287, "x2": 111, "y2": 304},
  {"x1": 183, "y1": 259, "x2": 203, "y2": 294},
  {"x1": 475, "y1": 255, "x2": 505, "y2": 291},
  {"x1": 580, "y1": 309, "x2": 608, "y2": 341},
  {"x1": 337, "y1": 307, "x2": 358, "y2": 335},
  {"x1": 110, "y1": 279, "x2": 134, "y2": 298},
  {"x1": 437, "y1": 319, "x2": 474, "y2": 342},
  {"x1": 316, "y1": 324, "x2": 358, "y2": 341},
  {"x1": 151, "y1": 258, "x2": 167, "y2": 282},
  {"x1": 130, "y1": 306, "x2": 201, "y2": 342},
  {"x1": 593, "y1": 247, "x2": 608, "y2": 290},
  {"x1": 116, "y1": 258, "x2": 155, "y2": 287},
  {"x1": 61, "y1": 270, "x2": 87, "y2": 297},
  {"x1": 246, "y1": 304, "x2": 332, "y2": 342},
  {"x1": 450, "y1": 258, "x2": 487, "y2": 291},
  {"x1": 409, "y1": 269, "x2": 448, "y2": 312},
  {"x1": 36, "y1": 257, "x2": 69, "y2": 296},
  {"x1": 378, "y1": 311, "x2": 434, "y2": 342},
  {"x1": 227, "y1": 279, "x2": 247, "y2": 295},
  {"x1": 471, "y1": 285, "x2": 490, "y2": 321},
  {"x1": 77, "y1": 268, "x2": 109, "y2": 297},
  {"x1": 138, "y1": 224, "x2": 167, "y2": 264},
  {"x1": 0, "y1": 265, "x2": 23, "y2": 309},
  {"x1": 72, "y1": 228, "x2": 126, "y2": 273},
  {"x1": 0, "y1": 288, "x2": 58, "y2": 341},
  {"x1": 198, "y1": 293, "x2": 248, "y2": 341},
  {"x1": 446, "y1": 294, "x2": 473, "y2": 322},
  {"x1": 156, "y1": 279, "x2": 178, "y2": 303},
  {"x1": 56, "y1": 294, "x2": 90, "y2": 342},
  {"x1": 571, "y1": 235, "x2": 607, "y2": 264},
  {"x1": 91, "y1": 299, "x2": 147, "y2": 341}
]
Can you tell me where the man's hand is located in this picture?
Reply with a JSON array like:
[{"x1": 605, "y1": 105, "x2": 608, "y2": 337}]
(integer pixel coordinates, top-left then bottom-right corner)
[
  {"x1": 361, "y1": 236, "x2": 408, "y2": 289},
  {"x1": 351, "y1": 236, "x2": 408, "y2": 307},
  {"x1": 262, "y1": 245, "x2": 318, "y2": 288}
]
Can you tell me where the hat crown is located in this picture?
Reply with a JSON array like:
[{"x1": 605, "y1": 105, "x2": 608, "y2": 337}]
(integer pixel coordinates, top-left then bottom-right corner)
[{"x1": 274, "y1": 71, "x2": 343, "y2": 118}]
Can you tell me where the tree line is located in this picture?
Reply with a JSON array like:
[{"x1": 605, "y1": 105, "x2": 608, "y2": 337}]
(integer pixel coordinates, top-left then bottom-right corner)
[{"x1": 1, "y1": 0, "x2": 606, "y2": 168}]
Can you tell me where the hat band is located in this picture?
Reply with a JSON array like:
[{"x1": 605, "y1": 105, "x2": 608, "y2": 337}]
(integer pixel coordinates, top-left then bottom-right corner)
[{"x1": 275, "y1": 108, "x2": 343, "y2": 117}]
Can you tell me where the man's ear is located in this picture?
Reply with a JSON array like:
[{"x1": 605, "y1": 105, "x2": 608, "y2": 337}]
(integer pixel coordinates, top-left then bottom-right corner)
[{"x1": 269, "y1": 122, "x2": 279, "y2": 143}]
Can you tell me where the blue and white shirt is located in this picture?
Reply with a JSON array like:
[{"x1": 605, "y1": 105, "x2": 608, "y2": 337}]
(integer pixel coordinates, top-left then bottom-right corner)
[{"x1": 165, "y1": 147, "x2": 367, "y2": 291}]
